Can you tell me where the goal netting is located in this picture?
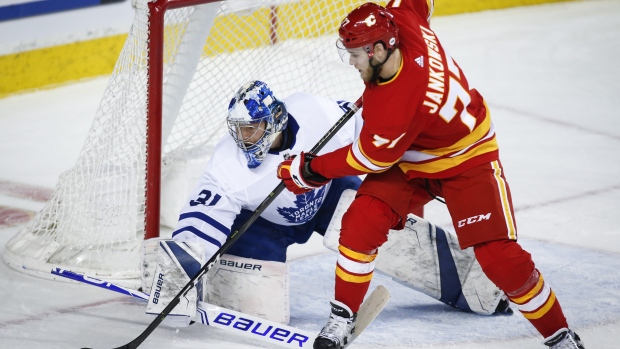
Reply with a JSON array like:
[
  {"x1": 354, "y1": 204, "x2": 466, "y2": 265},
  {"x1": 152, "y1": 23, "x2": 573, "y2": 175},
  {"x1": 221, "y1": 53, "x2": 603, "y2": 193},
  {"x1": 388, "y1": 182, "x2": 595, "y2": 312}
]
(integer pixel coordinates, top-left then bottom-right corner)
[{"x1": 3, "y1": 0, "x2": 364, "y2": 288}]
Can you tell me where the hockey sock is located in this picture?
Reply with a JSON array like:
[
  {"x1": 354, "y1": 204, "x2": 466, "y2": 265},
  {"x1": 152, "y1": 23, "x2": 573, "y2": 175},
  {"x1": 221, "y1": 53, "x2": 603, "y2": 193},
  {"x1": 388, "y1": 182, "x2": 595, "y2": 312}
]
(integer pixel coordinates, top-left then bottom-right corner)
[
  {"x1": 334, "y1": 245, "x2": 377, "y2": 312},
  {"x1": 474, "y1": 240, "x2": 568, "y2": 337},
  {"x1": 335, "y1": 195, "x2": 398, "y2": 312},
  {"x1": 507, "y1": 268, "x2": 569, "y2": 338}
]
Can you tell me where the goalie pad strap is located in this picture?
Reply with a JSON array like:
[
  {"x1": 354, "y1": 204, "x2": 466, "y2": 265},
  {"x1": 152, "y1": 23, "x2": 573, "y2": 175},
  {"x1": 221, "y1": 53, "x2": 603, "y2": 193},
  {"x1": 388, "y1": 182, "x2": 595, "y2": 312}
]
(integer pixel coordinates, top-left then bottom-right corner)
[
  {"x1": 435, "y1": 225, "x2": 471, "y2": 312},
  {"x1": 165, "y1": 241, "x2": 202, "y2": 278}
]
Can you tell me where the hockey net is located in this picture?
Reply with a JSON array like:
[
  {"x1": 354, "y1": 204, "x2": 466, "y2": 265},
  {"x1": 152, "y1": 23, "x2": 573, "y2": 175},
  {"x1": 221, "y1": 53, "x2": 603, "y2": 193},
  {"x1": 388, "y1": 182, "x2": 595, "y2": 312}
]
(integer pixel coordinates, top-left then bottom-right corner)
[{"x1": 3, "y1": 0, "x2": 364, "y2": 288}]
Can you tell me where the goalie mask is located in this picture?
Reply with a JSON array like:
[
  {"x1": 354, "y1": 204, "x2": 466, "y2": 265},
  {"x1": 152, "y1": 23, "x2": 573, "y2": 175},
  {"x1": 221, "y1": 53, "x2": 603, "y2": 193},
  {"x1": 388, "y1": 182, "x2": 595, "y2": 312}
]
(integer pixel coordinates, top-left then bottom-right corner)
[{"x1": 227, "y1": 81, "x2": 288, "y2": 168}]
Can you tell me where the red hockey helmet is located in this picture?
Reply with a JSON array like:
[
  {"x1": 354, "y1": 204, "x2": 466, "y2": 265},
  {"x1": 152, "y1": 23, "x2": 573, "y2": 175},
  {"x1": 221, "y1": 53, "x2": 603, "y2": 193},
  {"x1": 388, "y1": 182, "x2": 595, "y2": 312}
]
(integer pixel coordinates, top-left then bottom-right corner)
[{"x1": 338, "y1": 3, "x2": 399, "y2": 59}]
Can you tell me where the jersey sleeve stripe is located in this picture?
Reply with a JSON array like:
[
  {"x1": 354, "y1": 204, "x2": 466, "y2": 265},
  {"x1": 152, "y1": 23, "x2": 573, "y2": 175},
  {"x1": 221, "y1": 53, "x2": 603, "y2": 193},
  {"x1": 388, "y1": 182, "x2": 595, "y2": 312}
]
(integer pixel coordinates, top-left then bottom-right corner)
[
  {"x1": 179, "y1": 211, "x2": 231, "y2": 236},
  {"x1": 400, "y1": 123, "x2": 495, "y2": 163},
  {"x1": 346, "y1": 150, "x2": 374, "y2": 173},
  {"x1": 172, "y1": 226, "x2": 223, "y2": 248},
  {"x1": 357, "y1": 139, "x2": 398, "y2": 167},
  {"x1": 401, "y1": 125, "x2": 495, "y2": 163},
  {"x1": 175, "y1": 216, "x2": 229, "y2": 242},
  {"x1": 399, "y1": 136, "x2": 498, "y2": 174},
  {"x1": 348, "y1": 139, "x2": 395, "y2": 172}
]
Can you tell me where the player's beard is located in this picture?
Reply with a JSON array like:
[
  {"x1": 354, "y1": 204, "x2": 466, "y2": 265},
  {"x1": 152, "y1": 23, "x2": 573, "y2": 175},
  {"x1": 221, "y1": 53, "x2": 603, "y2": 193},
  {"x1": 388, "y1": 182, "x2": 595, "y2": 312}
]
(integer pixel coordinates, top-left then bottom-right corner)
[
  {"x1": 360, "y1": 56, "x2": 386, "y2": 83},
  {"x1": 360, "y1": 64, "x2": 379, "y2": 83}
]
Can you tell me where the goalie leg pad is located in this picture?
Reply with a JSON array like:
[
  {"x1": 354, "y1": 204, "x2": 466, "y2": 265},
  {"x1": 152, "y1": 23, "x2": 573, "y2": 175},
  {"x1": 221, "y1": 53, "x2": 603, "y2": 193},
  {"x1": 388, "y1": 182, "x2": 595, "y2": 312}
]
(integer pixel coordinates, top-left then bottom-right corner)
[
  {"x1": 145, "y1": 239, "x2": 206, "y2": 327},
  {"x1": 206, "y1": 254, "x2": 290, "y2": 325},
  {"x1": 375, "y1": 215, "x2": 505, "y2": 315},
  {"x1": 141, "y1": 237, "x2": 167, "y2": 294},
  {"x1": 142, "y1": 241, "x2": 290, "y2": 324},
  {"x1": 323, "y1": 189, "x2": 357, "y2": 252}
]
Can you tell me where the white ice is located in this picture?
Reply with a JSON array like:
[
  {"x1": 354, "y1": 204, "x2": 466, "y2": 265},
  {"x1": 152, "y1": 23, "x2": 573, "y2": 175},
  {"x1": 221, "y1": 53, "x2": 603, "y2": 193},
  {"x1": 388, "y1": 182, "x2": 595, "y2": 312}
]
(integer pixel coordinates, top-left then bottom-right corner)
[{"x1": 1, "y1": 1, "x2": 619, "y2": 348}]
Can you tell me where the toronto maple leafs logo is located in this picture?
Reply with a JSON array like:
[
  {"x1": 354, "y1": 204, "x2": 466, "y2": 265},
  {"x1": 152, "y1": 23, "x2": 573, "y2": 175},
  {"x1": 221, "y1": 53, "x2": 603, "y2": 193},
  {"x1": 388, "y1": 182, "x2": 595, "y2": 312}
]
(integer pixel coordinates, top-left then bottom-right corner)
[{"x1": 276, "y1": 186, "x2": 327, "y2": 224}]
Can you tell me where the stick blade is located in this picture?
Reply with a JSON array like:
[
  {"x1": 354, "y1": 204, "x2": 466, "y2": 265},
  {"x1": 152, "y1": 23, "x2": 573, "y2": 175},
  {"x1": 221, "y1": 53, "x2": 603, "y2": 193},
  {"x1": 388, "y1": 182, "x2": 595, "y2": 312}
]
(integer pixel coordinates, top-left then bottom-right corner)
[{"x1": 349, "y1": 285, "x2": 391, "y2": 344}]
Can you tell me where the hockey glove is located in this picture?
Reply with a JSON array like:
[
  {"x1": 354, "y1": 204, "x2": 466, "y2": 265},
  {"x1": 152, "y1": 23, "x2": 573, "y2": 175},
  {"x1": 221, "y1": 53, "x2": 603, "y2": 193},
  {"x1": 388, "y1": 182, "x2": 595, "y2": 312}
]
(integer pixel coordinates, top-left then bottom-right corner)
[{"x1": 277, "y1": 152, "x2": 329, "y2": 195}]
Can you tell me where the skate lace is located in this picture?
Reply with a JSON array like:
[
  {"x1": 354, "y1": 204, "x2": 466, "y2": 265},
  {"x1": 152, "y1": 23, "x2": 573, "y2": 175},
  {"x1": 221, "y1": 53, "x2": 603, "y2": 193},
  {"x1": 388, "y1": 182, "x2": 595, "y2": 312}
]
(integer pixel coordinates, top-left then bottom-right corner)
[
  {"x1": 550, "y1": 338, "x2": 581, "y2": 349},
  {"x1": 318, "y1": 313, "x2": 353, "y2": 343},
  {"x1": 546, "y1": 331, "x2": 584, "y2": 349}
]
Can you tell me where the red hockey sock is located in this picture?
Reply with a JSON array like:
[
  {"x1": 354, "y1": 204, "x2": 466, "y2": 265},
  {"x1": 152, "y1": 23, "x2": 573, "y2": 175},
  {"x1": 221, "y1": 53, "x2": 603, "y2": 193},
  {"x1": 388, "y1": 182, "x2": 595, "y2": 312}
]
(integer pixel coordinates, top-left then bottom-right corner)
[
  {"x1": 334, "y1": 195, "x2": 399, "y2": 312},
  {"x1": 505, "y1": 267, "x2": 569, "y2": 337},
  {"x1": 335, "y1": 276, "x2": 371, "y2": 313},
  {"x1": 474, "y1": 240, "x2": 569, "y2": 338},
  {"x1": 334, "y1": 244, "x2": 376, "y2": 312}
]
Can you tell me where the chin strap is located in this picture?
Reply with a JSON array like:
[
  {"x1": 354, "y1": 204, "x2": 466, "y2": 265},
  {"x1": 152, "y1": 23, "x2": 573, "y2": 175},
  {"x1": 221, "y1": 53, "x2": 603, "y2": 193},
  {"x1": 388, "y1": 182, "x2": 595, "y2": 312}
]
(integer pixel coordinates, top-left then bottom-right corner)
[{"x1": 369, "y1": 48, "x2": 394, "y2": 82}]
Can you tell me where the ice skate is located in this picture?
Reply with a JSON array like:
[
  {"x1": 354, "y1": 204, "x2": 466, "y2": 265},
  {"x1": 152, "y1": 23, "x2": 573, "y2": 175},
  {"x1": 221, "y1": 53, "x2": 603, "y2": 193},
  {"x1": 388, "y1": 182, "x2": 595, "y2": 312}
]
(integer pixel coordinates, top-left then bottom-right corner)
[
  {"x1": 544, "y1": 328, "x2": 585, "y2": 349},
  {"x1": 493, "y1": 295, "x2": 514, "y2": 315},
  {"x1": 313, "y1": 300, "x2": 357, "y2": 349}
]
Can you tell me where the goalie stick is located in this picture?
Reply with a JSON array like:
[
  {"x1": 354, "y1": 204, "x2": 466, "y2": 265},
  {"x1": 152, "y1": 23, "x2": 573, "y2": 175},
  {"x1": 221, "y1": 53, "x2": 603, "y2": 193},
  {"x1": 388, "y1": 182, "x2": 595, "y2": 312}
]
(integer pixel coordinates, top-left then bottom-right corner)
[
  {"x1": 52, "y1": 268, "x2": 389, "y2": 349},
  {"x1": 80, "y1": 98, "x2": 362, "y2": 349}
]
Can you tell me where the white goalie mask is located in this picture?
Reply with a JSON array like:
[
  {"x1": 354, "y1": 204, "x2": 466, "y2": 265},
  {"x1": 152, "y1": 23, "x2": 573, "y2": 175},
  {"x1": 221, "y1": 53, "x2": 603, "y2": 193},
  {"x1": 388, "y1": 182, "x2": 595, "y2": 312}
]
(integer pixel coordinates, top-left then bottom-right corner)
[{"x1": 227, "y1": 81, "x2": 288, "y2": 168}]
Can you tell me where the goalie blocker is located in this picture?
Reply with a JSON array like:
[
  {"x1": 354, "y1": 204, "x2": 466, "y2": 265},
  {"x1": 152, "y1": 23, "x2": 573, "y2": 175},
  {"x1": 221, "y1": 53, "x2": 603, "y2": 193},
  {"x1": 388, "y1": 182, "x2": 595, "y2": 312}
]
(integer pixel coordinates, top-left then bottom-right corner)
[{"x1": 324, "y1": 190, "x2": 511, "y2": 316}]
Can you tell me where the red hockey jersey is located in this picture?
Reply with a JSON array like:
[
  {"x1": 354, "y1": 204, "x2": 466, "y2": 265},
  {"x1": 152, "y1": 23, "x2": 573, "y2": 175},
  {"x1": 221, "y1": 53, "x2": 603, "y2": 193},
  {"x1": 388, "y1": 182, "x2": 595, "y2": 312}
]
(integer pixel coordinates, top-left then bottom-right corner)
[{"x1": 313, "y1": 0, "x2": 499, "y2": 180}]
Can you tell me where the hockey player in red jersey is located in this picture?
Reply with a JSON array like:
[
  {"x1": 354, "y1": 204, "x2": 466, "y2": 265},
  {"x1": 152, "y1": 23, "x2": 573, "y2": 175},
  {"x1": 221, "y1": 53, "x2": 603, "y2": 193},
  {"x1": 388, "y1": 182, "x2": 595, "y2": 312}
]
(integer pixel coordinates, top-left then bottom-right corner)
[{"x1": 277, "y1": 1, "x2": 584, "y2": 348}]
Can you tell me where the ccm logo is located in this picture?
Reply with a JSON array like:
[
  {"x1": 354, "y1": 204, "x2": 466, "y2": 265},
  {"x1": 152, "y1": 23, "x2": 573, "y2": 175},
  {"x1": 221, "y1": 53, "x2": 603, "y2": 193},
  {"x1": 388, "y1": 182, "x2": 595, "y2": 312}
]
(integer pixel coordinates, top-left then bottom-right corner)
[
  {"x1": 214, "y1": 312, "x2": 308, "y2": 346},
  {"x1": 458, "y1": 213, "x2": 491, "y2": 227}
]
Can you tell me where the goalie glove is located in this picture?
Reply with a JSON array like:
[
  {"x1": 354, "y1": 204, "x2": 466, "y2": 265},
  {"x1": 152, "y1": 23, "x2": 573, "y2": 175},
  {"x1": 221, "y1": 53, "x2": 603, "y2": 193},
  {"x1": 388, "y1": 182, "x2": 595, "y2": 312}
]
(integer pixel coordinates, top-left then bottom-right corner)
[{"x1": 277, "y1": 152, "x2": 329, "y2": 195}]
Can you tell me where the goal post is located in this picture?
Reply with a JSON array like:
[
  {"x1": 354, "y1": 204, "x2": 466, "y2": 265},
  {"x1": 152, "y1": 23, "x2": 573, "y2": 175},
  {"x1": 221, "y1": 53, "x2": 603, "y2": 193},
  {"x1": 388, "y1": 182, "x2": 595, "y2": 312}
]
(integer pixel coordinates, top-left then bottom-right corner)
[{"x1": 3, "y1": 0, "x2": 363, "y2": 288}]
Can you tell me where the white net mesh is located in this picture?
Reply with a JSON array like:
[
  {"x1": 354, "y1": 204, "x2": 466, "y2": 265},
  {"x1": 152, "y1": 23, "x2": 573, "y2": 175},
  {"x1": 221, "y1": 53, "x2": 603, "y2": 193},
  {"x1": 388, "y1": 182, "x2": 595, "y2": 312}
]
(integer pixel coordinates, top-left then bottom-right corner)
[{"x1": 3, "y1": 0, "x2": 364, "y2": 287}]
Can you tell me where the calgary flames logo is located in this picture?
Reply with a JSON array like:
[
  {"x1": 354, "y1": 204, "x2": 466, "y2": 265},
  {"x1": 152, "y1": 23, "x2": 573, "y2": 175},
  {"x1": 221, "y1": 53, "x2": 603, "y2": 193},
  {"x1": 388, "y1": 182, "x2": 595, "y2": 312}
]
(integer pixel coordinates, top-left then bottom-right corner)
[{"x1": 363, "y1": 14, "x2": 376, "y2": 27}]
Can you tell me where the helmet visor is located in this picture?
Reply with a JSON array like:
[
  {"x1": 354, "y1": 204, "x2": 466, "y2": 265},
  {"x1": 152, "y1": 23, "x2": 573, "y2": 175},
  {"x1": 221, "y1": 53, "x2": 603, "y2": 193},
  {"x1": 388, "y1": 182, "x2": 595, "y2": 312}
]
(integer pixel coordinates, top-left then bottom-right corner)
[{"x1": 336, "y1": 39, "x2": 371, "y2": 64}]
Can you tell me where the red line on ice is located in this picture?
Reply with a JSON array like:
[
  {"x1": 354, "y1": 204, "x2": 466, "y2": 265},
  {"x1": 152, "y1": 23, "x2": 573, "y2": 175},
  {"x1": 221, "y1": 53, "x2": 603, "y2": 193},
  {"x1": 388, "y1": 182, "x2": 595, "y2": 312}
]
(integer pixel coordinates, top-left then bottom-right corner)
[
  {"x1": 0, "y1": 179, "x2": 53, "y2": 202},
  {"x1": 0, "y1": 206, "x2": 35, "y2": 228}
]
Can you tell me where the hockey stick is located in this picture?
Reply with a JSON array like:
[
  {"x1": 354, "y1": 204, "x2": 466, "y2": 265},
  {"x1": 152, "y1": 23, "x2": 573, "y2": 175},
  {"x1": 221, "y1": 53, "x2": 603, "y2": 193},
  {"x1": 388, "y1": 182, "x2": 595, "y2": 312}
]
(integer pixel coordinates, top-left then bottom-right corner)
[
  {"x1": 52, "y1": 268, "x2": 315, "y2": 348},
  {"x1": 349, "y1": 285, "x2": 390, "y2": 346},
  {"x1": 86, "y1": 98, "x2": 361, "y2": 349},
  {"x1": 54, "y1": 266, "x2": 389, "y2": 349}
]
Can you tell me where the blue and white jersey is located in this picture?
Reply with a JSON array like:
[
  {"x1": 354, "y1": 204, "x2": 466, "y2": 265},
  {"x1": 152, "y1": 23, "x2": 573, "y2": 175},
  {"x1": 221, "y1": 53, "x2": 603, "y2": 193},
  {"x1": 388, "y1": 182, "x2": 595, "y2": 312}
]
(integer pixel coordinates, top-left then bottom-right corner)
[{"x1": 172, "y1": 93, "x2": 361, "y2": 259}]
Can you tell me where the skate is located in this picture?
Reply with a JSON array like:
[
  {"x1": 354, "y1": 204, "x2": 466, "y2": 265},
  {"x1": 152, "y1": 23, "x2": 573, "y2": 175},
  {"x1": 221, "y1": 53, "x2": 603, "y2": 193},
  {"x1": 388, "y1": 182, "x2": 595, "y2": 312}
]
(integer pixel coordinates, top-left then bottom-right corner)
[
  {"x1": 313, "y1": 300, "x2": 357, "y2": 349},
  {"x1": 493, "y1": 296, "x2": 514, "y2": 315},
  {"x1": 544, "y1": 328, "x2": 585, "y2": 349}
]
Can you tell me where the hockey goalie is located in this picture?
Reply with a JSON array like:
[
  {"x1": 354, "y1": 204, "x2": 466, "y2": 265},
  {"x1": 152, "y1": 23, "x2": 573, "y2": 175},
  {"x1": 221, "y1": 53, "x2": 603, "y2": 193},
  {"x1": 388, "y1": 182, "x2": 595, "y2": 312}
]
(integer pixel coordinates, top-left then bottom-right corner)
[{"x1": 142, "y1": 81, "x2": 510, "y2": 328}]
